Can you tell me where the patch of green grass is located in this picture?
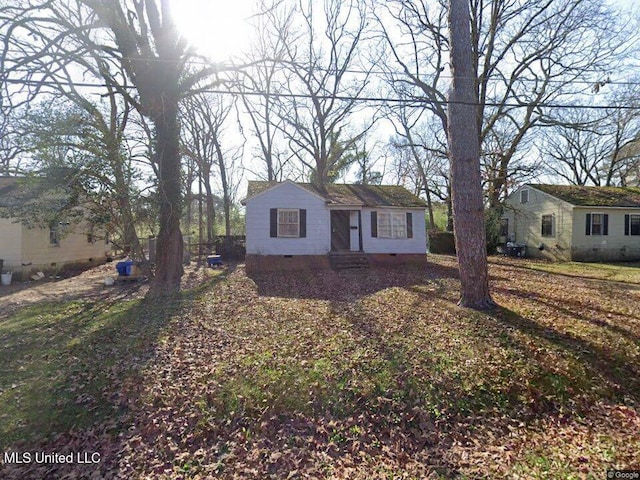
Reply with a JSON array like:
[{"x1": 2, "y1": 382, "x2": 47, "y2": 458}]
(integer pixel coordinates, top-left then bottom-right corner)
[
  {"x1": 0, "y1": 269, "x2": 227, "y2": 450},
  {"x1": 524, "y1": 261, "x2": 640, "y2": 284},
  {"x1": 426, "y1": 203, "x2": 449, "y2": 231},
  {"x1": 0, "y1": 299, "x2": 166, "y2": 448}
]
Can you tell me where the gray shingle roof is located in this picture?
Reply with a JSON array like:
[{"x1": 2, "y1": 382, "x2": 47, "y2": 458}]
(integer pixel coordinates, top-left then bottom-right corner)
[
  {"x1": 245, "y1": 181, "x2": 427, "y2": 208},
  {"x1": 531, "y1": 184, "x2": 640, "y2": 208}
]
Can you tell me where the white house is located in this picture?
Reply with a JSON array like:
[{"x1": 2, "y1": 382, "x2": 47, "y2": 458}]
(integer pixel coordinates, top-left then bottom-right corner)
[
  {"x1": 502, "y1": 184, "x2": 640, "y2": 261},
  {"x1": 0, "y1": 176, "x2": 111, "y2": 280},
  {"x1": 241, "y1": 180, "x2": 428, "y2": 272}
]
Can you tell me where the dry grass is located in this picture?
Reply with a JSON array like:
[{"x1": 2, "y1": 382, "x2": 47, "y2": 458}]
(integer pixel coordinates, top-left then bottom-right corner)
[{"x1": 1, "y1": 256, "x2": 639, "y2": 479}]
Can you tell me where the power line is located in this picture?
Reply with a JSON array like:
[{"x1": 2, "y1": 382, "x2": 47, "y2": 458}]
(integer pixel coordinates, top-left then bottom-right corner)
[
  {"x1": 2, "y1": 77, "x2": 639, "y2": 111},
  {"x1": 2, "y1": 47, "x2": 640, "y2": 88}
]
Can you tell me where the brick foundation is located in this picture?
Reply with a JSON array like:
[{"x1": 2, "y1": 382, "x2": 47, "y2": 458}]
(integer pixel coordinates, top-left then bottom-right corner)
[
  {"x1": 245, "y1": 253, "x2": 427, "y2": 273},
  {"x1": 245, "y1": 254, "x2": 331, "y2": 274},
  {"x1": 366, "y1": 253, "x2": 428, "y2": 269}
]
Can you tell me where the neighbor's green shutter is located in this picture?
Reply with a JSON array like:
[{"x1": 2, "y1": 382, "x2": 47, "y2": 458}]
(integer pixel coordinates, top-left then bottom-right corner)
[
  {"x1": 625, "y1": 214, "x2": 630, "y2": 236},
  {"x1": 603, "y1": 214, "x2": 609, "y2": 236},
  {"x1": 406, "y1": 212, "x2": 413, "y2": 238},
  {"x1": 585, "y1": 213, "x2": 591, "y2": 236},
  {"x1": 299, "y1": 209, "x2": 307, "y2": 238},
  {"x1": 270, "y1": 208, "x2": 278, "y2": 237},
  {"x1": 371, "y1": 211, "x2": 377, "y2": 237}
]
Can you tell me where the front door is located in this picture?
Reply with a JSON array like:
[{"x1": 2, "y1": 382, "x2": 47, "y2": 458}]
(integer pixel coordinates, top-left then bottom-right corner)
[{"x1": 331, "y1": 210, "x2": 351, "y2": 251}]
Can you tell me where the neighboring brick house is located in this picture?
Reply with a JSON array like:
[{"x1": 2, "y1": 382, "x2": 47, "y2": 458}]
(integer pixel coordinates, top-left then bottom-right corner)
[
  {"x1": 502, "y1": 184, "x2": 640, "y2": 261},
  {"x1": 242, "y1": 180, "x2": 428, "y2": 272}
]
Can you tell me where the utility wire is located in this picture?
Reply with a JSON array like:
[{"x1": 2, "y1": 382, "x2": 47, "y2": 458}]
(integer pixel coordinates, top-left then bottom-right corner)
[{"x1": 3, "y1": 77, "x2": 638, "y2": 111}]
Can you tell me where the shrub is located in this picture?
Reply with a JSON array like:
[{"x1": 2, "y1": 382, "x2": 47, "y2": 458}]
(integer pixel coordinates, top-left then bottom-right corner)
[{"x1": 428, "y1": 230, "x2": 456, "y2": 254}]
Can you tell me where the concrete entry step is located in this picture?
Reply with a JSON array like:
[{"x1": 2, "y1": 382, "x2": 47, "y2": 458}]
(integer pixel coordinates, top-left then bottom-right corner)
[{"x1": 329, "y1": 252, "x2": 369, "y2": 270}]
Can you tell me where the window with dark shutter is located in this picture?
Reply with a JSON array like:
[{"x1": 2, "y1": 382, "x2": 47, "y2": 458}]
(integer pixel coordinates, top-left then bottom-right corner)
[
  {"x1": 626, "y1": 214, "x2": 640, "y2": 236},
  {"x1": 277, "y1": 209, "x2": 300, "y2": 237},
  {"x1": 592, "y1": 214, "x2": 603, "y2": 235},
  {"x1": 587, "y1": 213, "x2": 607, "y2": 236}
]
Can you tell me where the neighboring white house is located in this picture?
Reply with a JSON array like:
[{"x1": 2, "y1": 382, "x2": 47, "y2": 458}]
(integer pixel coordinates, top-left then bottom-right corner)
[
  {"x1": 0, "y1": 177, "x2": 111, "y2": 280},
  {"x1": 241, "y1": 180, "x2": 428, "y2": 272},
  {"x1": 502, "y1": 184, "x2": 640, "y2": 261}
]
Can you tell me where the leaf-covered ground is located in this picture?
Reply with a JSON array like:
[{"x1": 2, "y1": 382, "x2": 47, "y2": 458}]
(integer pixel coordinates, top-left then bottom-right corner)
[{"x1": 1, "y1": 256, "x2": 639, "y2": 479}]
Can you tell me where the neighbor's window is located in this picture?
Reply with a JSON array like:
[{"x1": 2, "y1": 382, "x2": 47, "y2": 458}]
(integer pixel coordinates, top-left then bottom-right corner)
[
  {"x1": 520, "y1": 189, "x2": 529, "y2": 204},
  {"x1": 277, "y1": 209, "x2": 299, "y2": 237},
  {"x1": 591, "y1": 213, "x2": 603, "y2": 235},
  {"x1": 627, "y1": 214, "x2": 640, "y2": 235},
  {"x1": 49, "y1": 225, "x2": 59, "y2": 245},
  {"x1": 500, "y1": 218, "x2": 509, "y2": 237},
  {"x1": 541, "y1": 214, "x2": 554, "y2": 237},
  {"x1": 87, "y1": 225, "x2": 94, "y2": 243},
  {"x1": 378, "y1": 212, "x2": 407, "y2": 239}
]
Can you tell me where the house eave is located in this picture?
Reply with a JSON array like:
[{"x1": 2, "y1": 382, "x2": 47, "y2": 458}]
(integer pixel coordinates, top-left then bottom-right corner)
[
  {"x1": 243, "y1": 179, "x2": 327, "y2": 205},
  {"x1": 571, "y1": 205, "x2": 640, "y2": 210}
]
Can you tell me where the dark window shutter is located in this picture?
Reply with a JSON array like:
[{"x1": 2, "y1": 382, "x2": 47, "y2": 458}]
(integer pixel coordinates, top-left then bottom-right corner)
[
  {"x1": 585, "y1": 213, "x2": 591, "y2": 236},
  {"x1": 603, "y1": 214, "x2": 609, "y2": 236},
  {"x1": 299, "y1": 209, "x2": 306, "y2": 238},
  {"x1": 625, "y1": 214, "x2": 630, "y2": 236},
  {"x1": 406, "y1": 212, "x2": 413, "y2": 238},
  {"x1": 270, "y1": 208, "x2": 278, "y2": 237},
  {"x1": 371, "y1": 211, "x2": 377, "y2": 237}
]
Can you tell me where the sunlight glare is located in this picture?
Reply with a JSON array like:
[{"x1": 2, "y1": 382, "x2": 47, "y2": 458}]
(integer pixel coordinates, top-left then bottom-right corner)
[{"x1": 172, "y1": 0, "x2": 255, "y2": 61}]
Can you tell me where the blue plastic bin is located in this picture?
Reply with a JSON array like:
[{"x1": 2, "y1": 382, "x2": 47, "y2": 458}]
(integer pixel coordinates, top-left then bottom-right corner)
[{"x1": 116, "y1": 260, "x2": 133, "y2": 276}]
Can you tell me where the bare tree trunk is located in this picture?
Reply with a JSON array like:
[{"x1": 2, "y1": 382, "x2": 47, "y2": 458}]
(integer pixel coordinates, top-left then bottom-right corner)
[
  {"x1": 198, "y1": 170, "x2": 203, "y2": 252},
  {"x1": 148, "y1": 101, "x2": 184, "y2": 297},
  {"x1": 447, "y1": 0, "x2": 495, "y2": 310},
  {"x1": 111, "y1": 153, "x2": 145, "y2": 262},
  {"x1": 201, "y1": 162, "x2": 215, "y2": 244},
  {"x1": 446, "y1": 183, "x2": 454, "y2": 232},
  {"x1": 213, "y1": 137, "x2": 232, "y2": 236},
  {"x1": 425, "y1": 188, "x2": 435, "y2": 229}
]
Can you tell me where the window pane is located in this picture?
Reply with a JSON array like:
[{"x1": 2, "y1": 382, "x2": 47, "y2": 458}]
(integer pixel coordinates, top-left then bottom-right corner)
[
  {"x1": 631, "y1": 215, "x2": 640, "y2": 235},
  {"x1": 378, "y1": 213, "x2": 392, "y2": 238},
  {"x1": 277, "y1": 209, "x2": 299, "y2": 237},
  {"x1": 392, "y1": 213, "x2": 406, "y2": 238},
  {"x1": 541, "y1": 215, "x2": 553, "y2": 237},
  {"x1": 500, "y1": 218, "x2": 509, "y2": 237},
  {"x1": 591, "y1": 214, "x2": 602, "y2": 235}
]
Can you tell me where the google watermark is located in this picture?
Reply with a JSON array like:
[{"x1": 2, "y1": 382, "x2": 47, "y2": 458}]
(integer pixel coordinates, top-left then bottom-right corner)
[
  {"x1": 608, "y1": 471, "x2": 640, "y2": 479},
  {"x1": 2, "y1": 451, "x2": 101, "y2": 465}
]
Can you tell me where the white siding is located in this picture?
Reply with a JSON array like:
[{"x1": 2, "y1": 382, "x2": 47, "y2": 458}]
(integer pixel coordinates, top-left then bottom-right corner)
[
  {"x1": 245, "y1": 182, "x2": 330, "y2": 255},
  {"x1": 361, "y1": 207, "x2": 427, "y2": 254},
  {"x1": 0, "y1": 218, "x2": 23, "y2": 268},
  {"x1": 571, "y1": 207, "x2": 640, "y2": 261},
  {"x1": 503, "y1": 186, "x2": 573, "y2": 260}
]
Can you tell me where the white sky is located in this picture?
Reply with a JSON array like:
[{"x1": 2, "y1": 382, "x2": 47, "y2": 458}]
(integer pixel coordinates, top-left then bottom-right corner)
[{"x1": 172, "y1": 0, "x2": 257, "y2": 62}]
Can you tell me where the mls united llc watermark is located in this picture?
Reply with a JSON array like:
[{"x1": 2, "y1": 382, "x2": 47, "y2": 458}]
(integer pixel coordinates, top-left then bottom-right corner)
[{"x1": 3, "y1": 451, "x2": 101, "y2": 465}]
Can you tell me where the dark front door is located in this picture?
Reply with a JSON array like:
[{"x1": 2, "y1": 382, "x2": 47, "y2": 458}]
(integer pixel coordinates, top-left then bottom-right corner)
[{"x1": 331, "y1": 210, "x2": 351, "y2": 251}]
